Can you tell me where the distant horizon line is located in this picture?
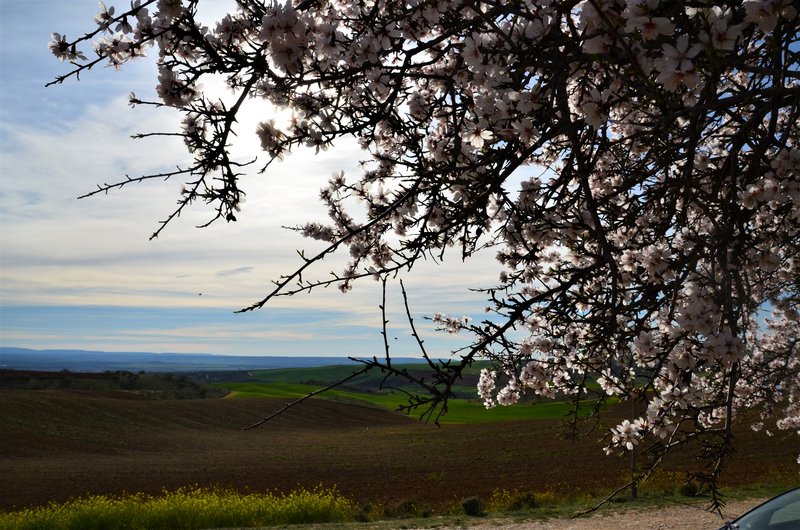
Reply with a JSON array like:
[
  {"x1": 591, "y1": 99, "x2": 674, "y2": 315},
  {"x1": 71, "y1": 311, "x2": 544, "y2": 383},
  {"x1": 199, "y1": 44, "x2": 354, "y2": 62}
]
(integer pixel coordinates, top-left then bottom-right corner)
[
  {"x1": 0, "y1": 346, "x2": 443, "y2": 360},
  {"x1": 0, "y1": 346, "x2": 345, "y2": 357}
]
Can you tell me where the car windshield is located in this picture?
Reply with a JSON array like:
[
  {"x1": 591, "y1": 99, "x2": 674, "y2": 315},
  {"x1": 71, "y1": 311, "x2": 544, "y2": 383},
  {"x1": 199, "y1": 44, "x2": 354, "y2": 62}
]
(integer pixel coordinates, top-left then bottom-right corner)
[{"x1": 730, "y1": 489, "x2": 800, "y2": 530}]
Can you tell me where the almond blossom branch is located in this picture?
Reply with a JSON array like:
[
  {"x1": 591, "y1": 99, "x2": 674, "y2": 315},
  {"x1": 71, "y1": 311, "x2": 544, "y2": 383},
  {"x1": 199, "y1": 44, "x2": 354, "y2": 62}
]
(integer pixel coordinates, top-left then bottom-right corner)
[{"x1": 50, "y1": 0, "x2": 800, "y2": 498}]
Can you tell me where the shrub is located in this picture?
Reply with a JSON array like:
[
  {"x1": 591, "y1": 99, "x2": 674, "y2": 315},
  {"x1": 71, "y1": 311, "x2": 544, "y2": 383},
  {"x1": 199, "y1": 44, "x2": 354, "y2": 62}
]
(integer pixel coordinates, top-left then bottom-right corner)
[
  {"x1": 386, "y1": 498, "x2": 431, "y2": 519},
  {"x1": 488, "y1": 488, "x2": 543, "y2": 512},
  {"x1": 678, "y1": 481, "x2": 701, "y2": 498},
  {"x1": 509, "y1": 491, "x2": 538, "y2": 511},
  {"x1": 460, "y1": 496, "x2": 484, "y2": 516},
  {"x1": 355, "y1": 502, "x2": 382, "y2": 522}
]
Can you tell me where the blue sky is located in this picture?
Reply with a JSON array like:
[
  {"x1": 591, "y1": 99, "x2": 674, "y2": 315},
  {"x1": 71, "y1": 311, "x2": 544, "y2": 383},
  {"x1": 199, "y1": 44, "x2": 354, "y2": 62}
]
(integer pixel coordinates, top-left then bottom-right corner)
[{"x1": 0, "y1": 0, "x2": 495, "y2": 357}]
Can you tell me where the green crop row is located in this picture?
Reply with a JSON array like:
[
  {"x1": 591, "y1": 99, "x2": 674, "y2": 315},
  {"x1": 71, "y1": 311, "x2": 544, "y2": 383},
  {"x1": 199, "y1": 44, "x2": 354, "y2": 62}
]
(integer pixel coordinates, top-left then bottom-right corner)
[{"x1": 0, "y1": 485, "x2": 354, "y2": 530}]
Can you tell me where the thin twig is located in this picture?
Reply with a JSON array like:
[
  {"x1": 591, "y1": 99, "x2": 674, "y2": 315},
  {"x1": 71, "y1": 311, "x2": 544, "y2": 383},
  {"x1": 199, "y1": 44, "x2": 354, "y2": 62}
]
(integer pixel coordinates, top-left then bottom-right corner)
[{"x1": 380, "y1": 276, "x2": 392, "y2": 368}]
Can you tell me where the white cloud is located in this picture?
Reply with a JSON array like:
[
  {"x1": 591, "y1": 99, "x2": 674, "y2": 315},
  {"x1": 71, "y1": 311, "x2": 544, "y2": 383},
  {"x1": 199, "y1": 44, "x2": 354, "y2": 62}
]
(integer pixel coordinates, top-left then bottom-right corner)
[{"x1": 0, "y1": 87, "x2": 368, "y2": 305}]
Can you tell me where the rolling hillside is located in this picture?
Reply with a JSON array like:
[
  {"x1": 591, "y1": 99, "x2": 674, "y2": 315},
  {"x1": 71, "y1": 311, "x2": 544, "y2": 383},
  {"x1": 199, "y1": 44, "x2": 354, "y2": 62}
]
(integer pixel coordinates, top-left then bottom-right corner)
[{"x1": 1, "y1": 382, "x2": 797, "y2": 513}]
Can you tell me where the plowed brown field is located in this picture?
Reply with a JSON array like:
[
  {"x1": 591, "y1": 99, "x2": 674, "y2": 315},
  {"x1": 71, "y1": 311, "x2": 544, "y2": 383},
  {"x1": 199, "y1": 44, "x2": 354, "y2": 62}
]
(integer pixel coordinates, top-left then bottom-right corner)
[{"x1": 1, "y1": 390, "x2": 795, "y2": 512}]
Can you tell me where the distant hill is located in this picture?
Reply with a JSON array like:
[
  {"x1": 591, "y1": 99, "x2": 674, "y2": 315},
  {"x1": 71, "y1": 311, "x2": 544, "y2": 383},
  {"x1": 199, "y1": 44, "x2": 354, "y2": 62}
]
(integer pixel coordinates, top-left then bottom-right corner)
[
  {"x1": 0, "y1": 347, "x2": 372, "y2": 373},
  {"x1": 0, "y1": 369, "x2": 227, "y2": 399}
]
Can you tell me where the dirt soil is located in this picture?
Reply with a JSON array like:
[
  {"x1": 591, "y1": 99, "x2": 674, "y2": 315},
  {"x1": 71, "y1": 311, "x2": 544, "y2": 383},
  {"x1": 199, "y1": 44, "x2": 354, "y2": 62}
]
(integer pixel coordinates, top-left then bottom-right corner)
[{"x1": 1, "y1": 390, "x2": 795, "y2": 515}]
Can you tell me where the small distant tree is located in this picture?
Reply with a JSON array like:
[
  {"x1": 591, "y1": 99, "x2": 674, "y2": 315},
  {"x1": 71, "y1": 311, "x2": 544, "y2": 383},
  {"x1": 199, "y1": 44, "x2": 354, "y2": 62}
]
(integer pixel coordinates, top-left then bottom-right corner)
[{"x1": 50, "y1": 0, "x2": 799, "y2": 505}]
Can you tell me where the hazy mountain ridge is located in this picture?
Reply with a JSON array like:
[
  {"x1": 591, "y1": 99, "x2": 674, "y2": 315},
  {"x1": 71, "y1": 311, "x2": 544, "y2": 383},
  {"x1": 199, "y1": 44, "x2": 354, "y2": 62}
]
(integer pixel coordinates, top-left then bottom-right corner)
[{"x1": 0, "y1": 347, "x2": 367, "y2": 372}]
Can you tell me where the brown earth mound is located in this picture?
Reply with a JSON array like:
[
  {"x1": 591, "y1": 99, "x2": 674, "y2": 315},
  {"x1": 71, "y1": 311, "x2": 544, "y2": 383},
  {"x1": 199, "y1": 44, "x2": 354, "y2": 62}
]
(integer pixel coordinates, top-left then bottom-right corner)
[{"x1": 0, "y1": 390, "x2": 796, "y2": 512}]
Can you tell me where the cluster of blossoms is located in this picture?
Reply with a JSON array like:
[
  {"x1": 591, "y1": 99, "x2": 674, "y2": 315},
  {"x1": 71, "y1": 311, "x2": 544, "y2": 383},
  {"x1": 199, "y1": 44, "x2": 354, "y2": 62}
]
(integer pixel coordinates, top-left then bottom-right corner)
[
  {"x1": 477, "y1": 368, "x2": 497, "y2": 409},
  {"x1": 431, "y1": 313, "x2": 471, "y2": 334},
  {"x1": 51, "y1": 0, "x2": 799, "y2": 492}
]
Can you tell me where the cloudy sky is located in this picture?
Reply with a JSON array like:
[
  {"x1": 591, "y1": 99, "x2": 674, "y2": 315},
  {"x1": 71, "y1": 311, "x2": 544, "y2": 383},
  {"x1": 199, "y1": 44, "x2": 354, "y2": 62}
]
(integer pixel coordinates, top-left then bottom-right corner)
[{"x1": 0, "y1": 0, "x2": 496, "y2": 358}]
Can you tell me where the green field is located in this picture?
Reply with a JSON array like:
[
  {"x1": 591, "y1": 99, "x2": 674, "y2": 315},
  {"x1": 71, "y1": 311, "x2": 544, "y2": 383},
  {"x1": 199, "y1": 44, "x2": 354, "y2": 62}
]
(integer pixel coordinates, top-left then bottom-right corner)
[
  {"x1": 212, "y1": 361, "x2": 604, "y2": 424},
  {"x1": 243, "y1": 362, "x2": 483, "y2": 398}
]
